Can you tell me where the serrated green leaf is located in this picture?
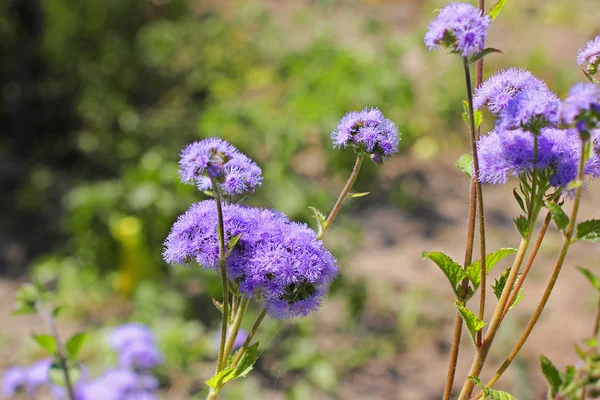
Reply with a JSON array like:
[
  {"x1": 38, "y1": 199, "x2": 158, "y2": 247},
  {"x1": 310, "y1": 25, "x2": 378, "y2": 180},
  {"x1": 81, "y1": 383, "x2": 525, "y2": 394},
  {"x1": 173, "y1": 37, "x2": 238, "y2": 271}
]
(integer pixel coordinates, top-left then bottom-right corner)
[
  {"x1": 205, "y1": 367, "x2": 236, "y2": 390},
  {"x1": 227, "y1": 233, "x2": 243, "y2": 253},
  {"x1": 456, "y1": 154, "x2": 473, "y2": 178},
  {"x1": 469, "y1": 375, "x2": 517, "y2": 399},
  {"x1": 49, "y1": 362, "x2": 82, "y2": 387},
  {"x1": 540, "y1": 355, "x2": 562, "y2": 396},
  {"x1": 346, "y1": 192, "x2": 370, "y2": 198},
  {"x1": 65, "y1": 332, "x2": 88, "y2": 360},
  {"x1": 576, "y1": 266, "x2": 600, "y2": 292},
  {"x1": 33, "y1": 334, "x2": 57, "y2": 355},
  {"x1": 474, "y1": 110, "x2": 484, "y2": 129},
  {"x1": 466, "y1": 248, "x2": 517, "y2": 289},
  {"x1": 489, "y1": 0, "x2": 509, "y2": 21},
  {"x1": 513, "y1": 189, "x2": 526, "y2": 213},
  {"x1": 576, "y1": 220, "x2": 600, "y2": 243},
  {"x1": 232, "y1": 342, "x2": 260, "y2": 380},
  {"x1": 422, "y1": 251, "x2": 466, "y2": 298},
  {"x1": 468, "y1": 48, "x2": 503, "y2": 64},
  {"x1": 546, "y1": 202, "x2": 569, "y2": 232},
  {"x1": 514, "y1": 215, "x2": 529, "y2": 238},
  {"x1": 509, "y1": 288, "x2": 524, "y2": 310},
  {"x1": 456, "y1": 302, "x2": 486, "y2": 344},
  {"x1": 492, "y1": 268, "x2": 510, "y2": 300}
]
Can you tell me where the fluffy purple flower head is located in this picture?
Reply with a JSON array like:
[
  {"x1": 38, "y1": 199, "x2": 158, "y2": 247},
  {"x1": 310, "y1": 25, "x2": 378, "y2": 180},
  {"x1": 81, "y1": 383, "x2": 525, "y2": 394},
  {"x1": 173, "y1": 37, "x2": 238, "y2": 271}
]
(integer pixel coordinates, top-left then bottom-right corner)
[
  {"x1": 2, "y1": 366, "x2": 27, "y2": 397},
  {"x1": 118, "y1": 341, "x2": 164, "y2": 371},
  {"x1": 424, "y1": 2, "x2": 491, "y2": 57},
  {"x1": 163, "y1": 201, "x2": 338, "y2": 319},
  {"x1": 109, "y1": 323, "x2": 155, "y2": 351},
  {"x1": 496, "y1": 89, "x2": 560, "y2": 133},
  {"x1": 577, "y1": 35, "x2": 600, "y2": 74},
  {"x1": 477, "y1": 128, "x2": 600, "y2": 188},
  {"x1": 178, "y1": 138, "x2": 262, "y2": 196},
  {"x1": 561, "y1": 82, "x2": 600, "y2": 130},
  {"x1": 474, "y1": 68, "x2": 549, "y2": 115},
  {"x1": 78, "y1": 369, "x2": 158, "y2": 400},
  {"x1": 332, "y1": 108, "x2": 400, "y2": 165}
]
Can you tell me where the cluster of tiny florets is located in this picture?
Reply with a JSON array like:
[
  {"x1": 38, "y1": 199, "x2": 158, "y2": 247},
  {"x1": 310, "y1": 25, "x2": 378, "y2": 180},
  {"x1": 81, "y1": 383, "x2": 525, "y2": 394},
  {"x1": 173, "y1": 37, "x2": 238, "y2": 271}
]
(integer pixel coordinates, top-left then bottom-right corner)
[
  {"x1": 474, "y1": 68, "x2": 549, "y2": 115},
  {"x1": 163, "y1": 201, "x2": 338, "y2": 319},
  {"x1": 577, "y1": 35, "x2": 600, "y2": 74},
  {"x1": 423, "y1": 2, "x2": 491, "y2": 57},
  {"x1": 179, "y1": 138, "x2": 262, "y2": 196},
  {"x1": 560, "y1": 82, "x2": 600, "y2": 132},
  {"x1": 477, "y1": 127, "x2": 600, "y2": 187},
  {"x1": 496, "y1": 88, "x2": 561, "y2": 133},
  {"x1": 331, "y1": 107, "x2": 400, "y2": 164}
]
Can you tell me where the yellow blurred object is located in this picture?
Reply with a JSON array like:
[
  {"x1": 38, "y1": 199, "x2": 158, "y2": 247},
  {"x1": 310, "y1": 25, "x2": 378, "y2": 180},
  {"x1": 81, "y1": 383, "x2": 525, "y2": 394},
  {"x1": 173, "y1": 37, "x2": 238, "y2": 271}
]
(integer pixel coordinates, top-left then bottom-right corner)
[{"x1": 110, "y1": 216, "x2": 160, "y2": 296}]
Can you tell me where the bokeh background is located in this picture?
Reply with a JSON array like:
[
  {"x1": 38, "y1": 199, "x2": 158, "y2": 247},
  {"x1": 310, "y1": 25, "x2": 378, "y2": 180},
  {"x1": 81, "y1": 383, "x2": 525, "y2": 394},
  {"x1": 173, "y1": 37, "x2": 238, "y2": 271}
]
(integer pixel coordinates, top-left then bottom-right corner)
[{"x1": 1, "y1": 0, "x2": 600, "y2": 398}]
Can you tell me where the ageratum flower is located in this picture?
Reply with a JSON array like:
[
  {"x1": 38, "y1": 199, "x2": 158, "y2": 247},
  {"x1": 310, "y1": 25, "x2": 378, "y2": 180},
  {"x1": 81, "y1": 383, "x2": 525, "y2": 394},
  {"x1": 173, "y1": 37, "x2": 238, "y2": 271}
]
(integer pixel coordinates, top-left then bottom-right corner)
[
  {"x1": 163, "y1": 201, "x2": 338, "y2": 319},
  {"x1": 109, "y1": 323, "x2": 154, "y2": 350},
  {"x1": 332, "y1": 108, "x2": 400, "y2": 165},
  {"x1": 2, "y1": 366, "x2": 26, "y2": 397},
  {"x1": 577, "y1": 35, "x2": 600, "y2": 74},
  {"x1": 474, "y1": 68, "x2": 549, "y2": 115},
  {"x1": 496, "y1": 89, "x2": 560, "y2": 133},
  {"x1": 424, "y1": 2, "x2": 491, "y2": 57},
  {"x1": 78, "y1": 369, "x2": 158, "y2": 400},
  {"x1": 119, "y1": 341, "x2": 164, "y2": 371},
  {"x1": 477, "y1": 128, "x2": 600, "y2": 188},
  {"x1": 178, "y1": 138, "x2": 262, "y2": 196},
  {"x1": 561, "y1": 82, "x2": 600, "y2": 131}
]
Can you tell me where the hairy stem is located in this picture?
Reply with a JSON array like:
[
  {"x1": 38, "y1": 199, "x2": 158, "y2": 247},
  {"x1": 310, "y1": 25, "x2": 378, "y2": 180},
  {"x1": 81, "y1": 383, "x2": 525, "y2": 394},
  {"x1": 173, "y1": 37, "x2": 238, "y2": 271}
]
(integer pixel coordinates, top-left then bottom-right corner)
[
  {"x1": 317, "y1": 154, "x2": 363, "y2": 240},
  {"x1": 222, "y1": 298, "x2": 250, "y2": 364},
  {"x1": 474, "y1": 139, "x2": 589, "y2": 397},
  {"x1": 231, "y1": 308, "x2": 268, "y2": 369},
  {"x1": 36, "y1": 302, "x2": 75, "y2": 400}
]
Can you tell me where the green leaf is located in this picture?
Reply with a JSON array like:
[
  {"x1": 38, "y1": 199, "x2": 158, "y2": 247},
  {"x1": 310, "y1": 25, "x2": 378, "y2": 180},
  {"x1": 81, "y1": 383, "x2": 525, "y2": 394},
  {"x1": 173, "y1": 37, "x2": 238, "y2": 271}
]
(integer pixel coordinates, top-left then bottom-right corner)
[
  {"x1": 546, "y1": 202, "x2": 569, "y2": 232},
  {"x1": 227, "y1": 233, "x2": 243, "y2": 253},
  {"x1": 33, "y1": 334, "x2": 57, "y2": 355},
  {"x1": 514, "y1": 215, "x2": 529, "y2": 238},
  {"x1": 508, "y1": 288, "x2": 524, "y2": 310},
  {"x1": 346, "y1": 192, "x2": 370, "y2": 198},
  {"x1": 466, "y1": 248, "x2": 517, "y2": 289},
  {"x1": 468, "y1": 48, "x2": 503, "y2": 64},
  {"x1": 456, "y1": 302, "x2": 486, "y2": 344},
  {"x1": 474, "y1": 110, "x2": 484, "y2": 129},
  {"x1": 540, "y1": 355, "x2": 562, "y2": 396},
  {"x1": 567, "y1": 179, "x2": 583, "y2": 191},
  {"x1": 489, "y1": 0, "x2": 509, "y2": 21},
  {"x1": 583, "y1": 68, "x2": 600, "y2": 85},
  {"x1": 12, "y1": 304, "x2": 36, "y2": 316},
  {"x1": 65, "y1": 332, "x2": 89, "y2": 360},
  {"x1": 492, "y1": 268, "x2": 510, "y2": 300},
  {"x1": 455, "y1": 154, "x2": 473, "y2": 178},
  {"x1": 576, "y1": 219, "x2": 600, "y2": 243},
  {"x1": 205, "y1": 367, "x2": 236, "y2": 390},
  {"x1": 513, "y1": 189, "x2": 526, "y2": 213},
  {"x1": 422, "y1": 251, "x2": 466, "y2": 298},
  {"x1": 231, "y1": 342, "x2": 260, "y2": 379},
  {"x1": 469, "y1": 375, "x2": 517, "y2": 399},
  {"x1": 585, "y1": 336, "x2": 598, "y2": 348},
  {"x1": 576, "y1": 266, "x2": 600, "y2": 292},
  {"x1": 309, "y1": 207, "x2": 328, "y2": 236},
  {"x1": 49, "y1": 362, "x2": 82, "y2": 387},
  {"x1": 14, "y1": 284, "x2": 40, "y2": 314}
]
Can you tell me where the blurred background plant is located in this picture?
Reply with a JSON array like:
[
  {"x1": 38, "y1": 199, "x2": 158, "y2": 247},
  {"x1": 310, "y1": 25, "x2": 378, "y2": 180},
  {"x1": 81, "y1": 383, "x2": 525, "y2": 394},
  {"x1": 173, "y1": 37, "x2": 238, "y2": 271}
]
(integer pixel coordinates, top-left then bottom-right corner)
[{"x1": 1, "y1": 0, "x2": 599, "y2": 398}]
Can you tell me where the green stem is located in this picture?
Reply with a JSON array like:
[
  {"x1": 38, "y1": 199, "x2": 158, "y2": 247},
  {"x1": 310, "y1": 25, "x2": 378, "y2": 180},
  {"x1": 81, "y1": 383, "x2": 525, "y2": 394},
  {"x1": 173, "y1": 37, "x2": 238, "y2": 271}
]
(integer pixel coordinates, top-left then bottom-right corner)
[
  {"x1": 230, "y1": 308, "x2": 268, "y2": 369},
  {"x1": 317, "y1": 154, "x2": 363, "y2": 240},
  {"x1": 210, "y1": 180, "x2": 229, "y2": 373},
  {"x1": 473, "y1": 139, "x2": 589, "y2": 397},
  {"x1": 222, "y1": 298, "x2": 250, "y2": 364},
  {"x1": 206, "y1": 388, "x2": 218, "y2": 400},
  {"x1": 594, "y1": 296, "x2": 600, "y2": 338},
  {"x1": 35, "y1": 302, "x2": 75, "y2": 400}
]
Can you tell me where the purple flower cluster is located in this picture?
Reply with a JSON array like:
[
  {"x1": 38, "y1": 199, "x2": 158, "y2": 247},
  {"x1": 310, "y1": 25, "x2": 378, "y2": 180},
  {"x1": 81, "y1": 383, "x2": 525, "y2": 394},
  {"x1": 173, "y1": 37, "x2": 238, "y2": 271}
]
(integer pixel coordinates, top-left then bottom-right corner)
[
  {"x1": 477, "y1": 127, "x2": 600, "y2": 187},
  {"x1": 474, "y1": 68, "x2": 549, "y2": 115},
  {"x1": 424, "y1": 2, "x2": 491, "y2": 57},
  {"x1": 77, "y1": 369, "x2": 158, "y2": 400},
  {"x1": 109, "y1": 323, "x2": 164, "y2": 371},
  {"x1": 331, "y1": 108, "x2": 400, "y2": 164},
  {"x1": 178, "y1": 138, "x2": 262, "y2": 196},
  {"x1": 163, "y1": 201, "x2": 338, "y2": 319},
  {"x1": 2, "y1": 359, "x2": 58, "y2": 398},
  {"x1": 561, "y1": 82, "x2": 600, "y2": 131},
  {"x1": 577, "y1": 35, "x2": 600, "y2": 73},
  {"x1": 496, "y1": 88, "x2": 561, "y2": 132}
]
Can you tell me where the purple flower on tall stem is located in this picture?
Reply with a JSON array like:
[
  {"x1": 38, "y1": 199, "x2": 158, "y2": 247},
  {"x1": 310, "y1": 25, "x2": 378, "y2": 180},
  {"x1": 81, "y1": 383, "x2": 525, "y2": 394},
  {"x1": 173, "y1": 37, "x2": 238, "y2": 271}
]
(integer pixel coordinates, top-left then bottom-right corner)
[
  {"x1": 474, "y1": 68, "x2": 549, "y2": 115},
  {"x1": 561, "y1": 82, "x2": 600, "y2": 131},
  {"x1": 178, "y1": 138, "x2": 262, "y2": 197},
  {"x1": 424, "y1": 2, "x2": 491, "y2": 57},
  {"x1": 496, "y1": 89, "x2": 560, "y2": 133},
  {"x1": 331, "y1": 107, "x2": 400, "y2": 165},
  {"x1": 577, "y1": 35, "x2": 600, "y2": 74}
]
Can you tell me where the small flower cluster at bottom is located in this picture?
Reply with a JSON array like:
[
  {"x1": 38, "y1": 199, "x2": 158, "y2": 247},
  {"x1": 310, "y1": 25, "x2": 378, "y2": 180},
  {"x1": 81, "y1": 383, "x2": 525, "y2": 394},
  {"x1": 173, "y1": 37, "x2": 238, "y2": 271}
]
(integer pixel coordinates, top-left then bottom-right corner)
[{"x1": 1, "y1": 323, "x2": 163, "y2": 400}]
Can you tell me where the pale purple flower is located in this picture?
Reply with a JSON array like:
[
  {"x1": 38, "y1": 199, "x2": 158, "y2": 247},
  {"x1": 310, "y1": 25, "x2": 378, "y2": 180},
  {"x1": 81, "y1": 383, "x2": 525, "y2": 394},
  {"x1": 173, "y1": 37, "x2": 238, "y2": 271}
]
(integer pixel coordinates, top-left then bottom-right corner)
[
  {"x1": 424, "y1": 2, "x2": 491, "y2": 57},
  {"x1": 109, "y1": 323, "x2": 155, "y2": 351},
  {"x1": 2, "y1": 366, "x2": 26, "y2": 397},
  {"x1": 78, "y1": 369, "x2": 158, "y2": 400},
  {"x1": 577, "y1": 35, "x2": 600, "y2": 71},
  {"x1": 561, "y1": 82, "x2": 600, "y2": 128},
  {"x1": 331, "y1": 108, "x2": 400, "y2": 164},
  {"x1": 178, "y1": 138, "x2": 262, "y2": 196},
  {"x1": 163, "y1": 201, "x2": 338, "y2": 319},
  {"x1": 496, "y1": 89, "x2": 560, "y2": 132},
  {"x1": 119, "y1": 341, "x2": 164, "y2": 371},
  {"x1": 474, "y1": 68, "x2": 549, "y2": 114}
]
